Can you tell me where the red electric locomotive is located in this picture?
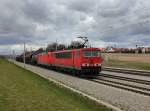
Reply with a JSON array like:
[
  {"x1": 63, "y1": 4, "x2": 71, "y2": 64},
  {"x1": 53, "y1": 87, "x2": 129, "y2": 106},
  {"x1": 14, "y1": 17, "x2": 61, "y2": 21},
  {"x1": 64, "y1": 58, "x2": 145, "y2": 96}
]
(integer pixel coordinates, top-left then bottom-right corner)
[{"x1": 37, "y1": 47, "x2": 103, "y2": 76}]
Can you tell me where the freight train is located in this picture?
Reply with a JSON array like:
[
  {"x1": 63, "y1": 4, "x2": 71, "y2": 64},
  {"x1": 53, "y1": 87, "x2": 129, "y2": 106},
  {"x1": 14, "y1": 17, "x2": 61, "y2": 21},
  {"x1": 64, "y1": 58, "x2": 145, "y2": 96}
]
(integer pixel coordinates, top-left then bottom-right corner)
[{"x1": 16, "y1": 47, "x2": 103, "y2": 76}]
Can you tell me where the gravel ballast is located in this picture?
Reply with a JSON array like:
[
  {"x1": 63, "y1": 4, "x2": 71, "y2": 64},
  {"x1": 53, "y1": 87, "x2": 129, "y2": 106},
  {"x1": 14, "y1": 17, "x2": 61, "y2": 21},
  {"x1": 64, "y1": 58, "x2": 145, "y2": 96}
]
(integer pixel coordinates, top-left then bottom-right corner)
[{"x1": 11, "y1": 60, "x2": 150, "y2": 111}]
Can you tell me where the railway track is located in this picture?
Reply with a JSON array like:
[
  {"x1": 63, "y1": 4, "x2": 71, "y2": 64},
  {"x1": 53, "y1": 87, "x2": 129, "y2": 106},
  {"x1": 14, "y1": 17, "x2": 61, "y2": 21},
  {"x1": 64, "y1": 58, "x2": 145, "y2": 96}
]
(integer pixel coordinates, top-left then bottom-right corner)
[
  {"x1": 90, "y1": 72, "x2": 150, "y2": 96},
  {"x1": 103, "y1": 67, "x2": 150, "y2": 77},
  {"x1": 34, "y1": 64, "x2": 150, "y2": 96},
  {"x1": 37, "y1": 64, "x2": 150, "y2": 96}
]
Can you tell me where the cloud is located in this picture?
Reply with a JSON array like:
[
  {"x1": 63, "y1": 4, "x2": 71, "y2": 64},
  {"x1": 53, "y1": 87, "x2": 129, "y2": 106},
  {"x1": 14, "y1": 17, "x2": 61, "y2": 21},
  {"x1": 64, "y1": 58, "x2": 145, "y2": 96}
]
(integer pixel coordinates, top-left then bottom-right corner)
[
  {"x1": 97, "y1": 0, "x2": 135, "y2": 17},
  {"x1": 0, "y1": 0, "x2": 150, "y2": 54}
]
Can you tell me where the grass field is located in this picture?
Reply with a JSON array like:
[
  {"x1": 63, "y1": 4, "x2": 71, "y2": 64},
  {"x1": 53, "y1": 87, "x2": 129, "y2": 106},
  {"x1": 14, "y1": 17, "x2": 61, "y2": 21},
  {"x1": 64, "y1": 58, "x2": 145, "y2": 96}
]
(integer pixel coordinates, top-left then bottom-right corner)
[
  {"x1": 103, "y1": 59, "x2": 150, "y2": 70},
  {"x1": 0, "y1": 58, "x2": 111, "y2": 111}
]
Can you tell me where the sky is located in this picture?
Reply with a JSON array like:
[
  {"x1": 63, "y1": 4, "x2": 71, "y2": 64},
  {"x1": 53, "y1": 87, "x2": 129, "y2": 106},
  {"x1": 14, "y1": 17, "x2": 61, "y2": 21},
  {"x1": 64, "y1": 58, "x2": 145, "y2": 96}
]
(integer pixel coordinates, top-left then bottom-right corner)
[{"x1": 0, "y1": 0, "x2": 150, "y2": 55}]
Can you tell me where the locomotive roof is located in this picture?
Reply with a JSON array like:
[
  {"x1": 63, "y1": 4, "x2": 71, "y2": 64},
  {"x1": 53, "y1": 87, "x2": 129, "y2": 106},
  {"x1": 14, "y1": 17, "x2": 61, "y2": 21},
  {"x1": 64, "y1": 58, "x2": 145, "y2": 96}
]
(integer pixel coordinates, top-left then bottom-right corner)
[{"x1": 51, "y1": 47, "x2": 100, "y2": 53}]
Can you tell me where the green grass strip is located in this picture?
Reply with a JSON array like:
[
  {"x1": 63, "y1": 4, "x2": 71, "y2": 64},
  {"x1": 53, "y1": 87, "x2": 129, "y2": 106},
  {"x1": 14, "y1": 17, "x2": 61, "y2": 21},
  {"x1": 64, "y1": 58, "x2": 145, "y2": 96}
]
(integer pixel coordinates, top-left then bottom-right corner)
[{"x1": 0, "y1": 58, "x2": 111, "y2": 111}]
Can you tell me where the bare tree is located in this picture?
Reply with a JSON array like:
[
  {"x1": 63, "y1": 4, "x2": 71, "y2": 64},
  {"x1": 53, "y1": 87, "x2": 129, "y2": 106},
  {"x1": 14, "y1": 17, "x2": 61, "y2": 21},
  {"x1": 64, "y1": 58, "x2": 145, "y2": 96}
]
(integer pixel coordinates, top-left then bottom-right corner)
[
  {"x1": 46, "y1": 42, "x2": 58, "y2": 51},
  {"x1": 70, "y1": 41, "x2": 84, "y2": 49},
  {"x1": 57, "y1": 44, "x2": 66, "y2": 50}
]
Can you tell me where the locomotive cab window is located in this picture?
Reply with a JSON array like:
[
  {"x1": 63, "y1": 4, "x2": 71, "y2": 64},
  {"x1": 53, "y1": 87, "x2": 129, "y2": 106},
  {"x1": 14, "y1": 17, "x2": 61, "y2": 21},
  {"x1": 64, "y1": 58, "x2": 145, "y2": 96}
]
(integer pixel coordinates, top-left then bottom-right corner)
[{"x1": 83, "y1": 50, "x2": 101, "y2": 57}]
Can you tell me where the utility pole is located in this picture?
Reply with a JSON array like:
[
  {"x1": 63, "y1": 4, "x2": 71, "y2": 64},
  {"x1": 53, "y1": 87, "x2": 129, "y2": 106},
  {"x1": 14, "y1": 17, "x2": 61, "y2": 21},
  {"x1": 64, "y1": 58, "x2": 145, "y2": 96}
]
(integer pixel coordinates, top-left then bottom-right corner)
[
  {"x1": 13, "y1": 50, "x2": 15, "y2": 61},
  {"x1": 23, "y1": 42, "x2": 26, "y2": 68},
  {"x1": 30, "y1": 47, "x2": 32, "y2": 52},
  {"x1": 56, "y1": 39, "x2": 57, "y2": 51}
]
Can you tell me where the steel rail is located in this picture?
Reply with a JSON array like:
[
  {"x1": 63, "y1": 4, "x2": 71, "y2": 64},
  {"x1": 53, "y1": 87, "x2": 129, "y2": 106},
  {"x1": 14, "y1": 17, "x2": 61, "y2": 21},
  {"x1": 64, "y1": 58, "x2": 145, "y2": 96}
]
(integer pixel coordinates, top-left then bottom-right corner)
[
  {"x1": 91, "y1": 78, "x2": 150, "y2": 96},
  {"x1": 103, "y1": 67, "x2": 150, "y2": 77},
  {"x1": 99, "y1": 73, "x2": 150, "y2": 85},
  {"x1": 96, "y1": 77, "x2": 150, "y2": 91}
]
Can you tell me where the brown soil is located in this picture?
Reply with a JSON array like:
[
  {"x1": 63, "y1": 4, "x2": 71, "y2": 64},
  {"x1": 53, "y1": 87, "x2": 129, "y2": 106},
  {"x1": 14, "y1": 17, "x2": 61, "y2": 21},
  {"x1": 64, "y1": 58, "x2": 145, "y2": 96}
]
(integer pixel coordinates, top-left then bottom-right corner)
[{"x1": 102, "y1": 53, "x2": 150, "y2": 63}]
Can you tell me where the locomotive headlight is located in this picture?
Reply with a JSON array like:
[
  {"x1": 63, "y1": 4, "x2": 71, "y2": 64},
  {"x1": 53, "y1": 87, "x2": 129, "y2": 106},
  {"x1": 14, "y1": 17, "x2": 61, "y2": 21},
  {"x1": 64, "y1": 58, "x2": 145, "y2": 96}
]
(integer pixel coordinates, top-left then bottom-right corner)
[
  {"x1": 81, "y1": 63, "x2": 85, "y2": 66},
  {"x1": 82, "y1": 63, "x2": 89, "y2": 66}
]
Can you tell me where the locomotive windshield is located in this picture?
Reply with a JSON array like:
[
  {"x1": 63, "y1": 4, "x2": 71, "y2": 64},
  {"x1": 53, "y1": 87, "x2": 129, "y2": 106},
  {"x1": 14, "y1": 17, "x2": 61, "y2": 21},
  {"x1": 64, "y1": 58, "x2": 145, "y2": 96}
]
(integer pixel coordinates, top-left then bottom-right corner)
[{"x1": 83, "y1": 50, "x2": 101, "y2": 57}]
